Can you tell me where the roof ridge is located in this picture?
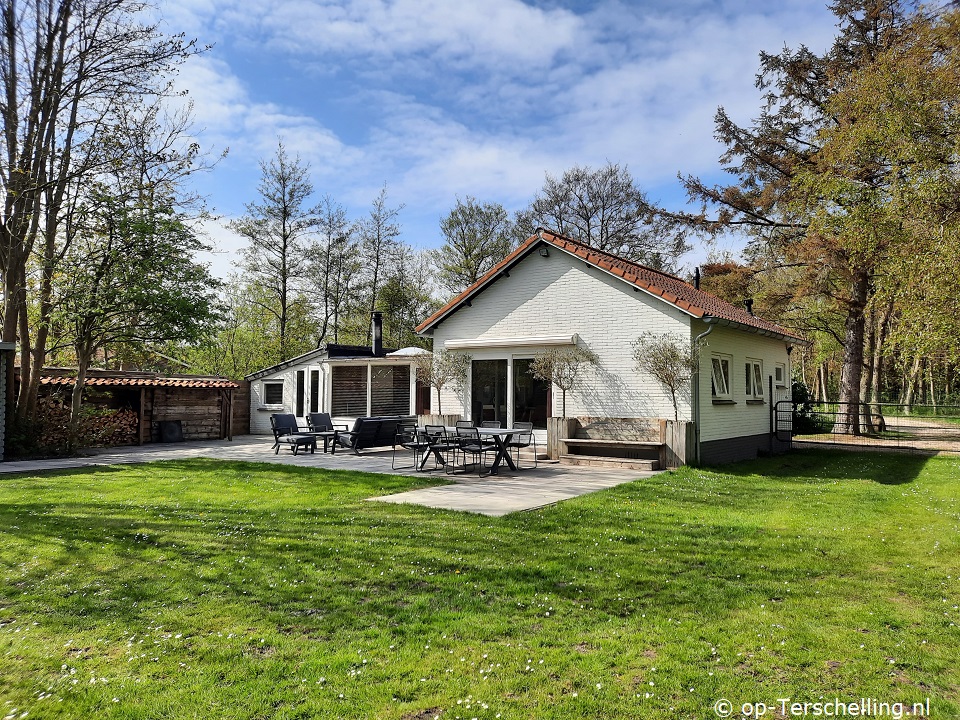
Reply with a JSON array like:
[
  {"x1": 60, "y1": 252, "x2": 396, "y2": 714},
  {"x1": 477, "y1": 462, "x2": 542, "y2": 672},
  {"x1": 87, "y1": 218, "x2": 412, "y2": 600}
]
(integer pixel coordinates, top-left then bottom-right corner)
[{"x1": 537, "y1": 227, "x2": 690, "y2": 285}]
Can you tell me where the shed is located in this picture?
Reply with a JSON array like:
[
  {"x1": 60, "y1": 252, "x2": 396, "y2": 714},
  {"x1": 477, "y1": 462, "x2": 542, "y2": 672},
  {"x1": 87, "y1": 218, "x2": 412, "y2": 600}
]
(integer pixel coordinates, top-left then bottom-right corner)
[{"x1": 36, "y1": 370, "x2": 246, "y2": 445}]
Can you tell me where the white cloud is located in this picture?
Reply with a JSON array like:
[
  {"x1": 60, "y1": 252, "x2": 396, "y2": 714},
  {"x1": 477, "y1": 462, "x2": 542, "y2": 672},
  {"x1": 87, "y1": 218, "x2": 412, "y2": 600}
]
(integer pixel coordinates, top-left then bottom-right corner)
[{"x1": 159, "y1": 0, "x2": 840, "y2": 272}]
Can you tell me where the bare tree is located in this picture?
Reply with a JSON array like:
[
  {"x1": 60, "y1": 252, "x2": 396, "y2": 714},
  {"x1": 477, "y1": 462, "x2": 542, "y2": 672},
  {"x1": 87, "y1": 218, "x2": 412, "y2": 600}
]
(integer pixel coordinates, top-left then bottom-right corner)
[
  {"x1": 530, "y1": 346, "x2": 599, "y2": 418},
  {"x1": 413, "y1": 349, "x2": 471, "y2": 415},
  {"x1": 309, "y1": 195, "x2": 359, "y2": 344},
  {"x1": 632, "y1": 332, "x2": 701, "y2": 421},
  {"x1": 516, "y1": 162, "x2": 689, "y2": 269},
  {"x1": 358, "y1": 185, "x2": 403, "y2": 342}
]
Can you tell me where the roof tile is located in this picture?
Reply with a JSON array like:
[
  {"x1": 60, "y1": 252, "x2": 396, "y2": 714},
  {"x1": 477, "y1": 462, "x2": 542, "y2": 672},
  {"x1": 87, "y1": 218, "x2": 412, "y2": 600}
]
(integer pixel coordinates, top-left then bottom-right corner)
[{"x1": 416, "y1": 229, "x2": 803, "y2": 342}]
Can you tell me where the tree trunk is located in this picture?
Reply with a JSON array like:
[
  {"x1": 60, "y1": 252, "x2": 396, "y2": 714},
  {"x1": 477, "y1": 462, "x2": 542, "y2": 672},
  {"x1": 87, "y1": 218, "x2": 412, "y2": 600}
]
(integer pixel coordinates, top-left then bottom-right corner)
[
  {"x1": 902, "y1": 355, "x2": 922, "y2": 413},
  {"x1": 861, "y1": 306, "x2": 877, "y2": 433},
  {"x1": 836, "y1": 271, "x2": 870, "y2": 435},
  {"x1": 869, "y1": 300, "x2": 893, "y2": 433},
  {"x1": 68, "y1": 356, "x2": 91, "y2": 454}
]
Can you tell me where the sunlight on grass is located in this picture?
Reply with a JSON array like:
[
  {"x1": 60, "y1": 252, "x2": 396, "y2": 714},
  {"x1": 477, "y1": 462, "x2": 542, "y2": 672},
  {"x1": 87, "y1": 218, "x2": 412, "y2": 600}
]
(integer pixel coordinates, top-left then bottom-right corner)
[{"x1": 0, "y1": 452, "x2": 958, "y2": 718}]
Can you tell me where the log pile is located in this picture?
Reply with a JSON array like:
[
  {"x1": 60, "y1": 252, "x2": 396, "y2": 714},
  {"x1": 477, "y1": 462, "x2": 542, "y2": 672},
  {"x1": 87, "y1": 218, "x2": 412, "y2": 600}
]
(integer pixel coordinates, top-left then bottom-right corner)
[{"x1": 36, "y1": 396, "x2": 139, "y2": 449}]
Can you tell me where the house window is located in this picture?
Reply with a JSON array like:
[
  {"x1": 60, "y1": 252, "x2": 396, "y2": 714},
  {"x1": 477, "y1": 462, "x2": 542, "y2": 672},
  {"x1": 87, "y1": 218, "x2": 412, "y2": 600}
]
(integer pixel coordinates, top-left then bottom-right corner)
[
  {"x1": 711, "y1": 354, "x2": 732, "y2": 400},
  {"x1": 775, "y1": 362, "x2": 786, "y2": 388},
  {"x1": 331, "y1": 366, "x2": 368, "y2": 416},
  {"x1": 263, "y1": 381, "x2": 283, "y2": 406},
  {"x1": 310, "y1": 370, "x2": 320, "y2": 413},
  {"x1": 371, "y1": 365, "x2": 411, "y2": 416},
  {"x1": 746, "y1": 358, "x2": 764, "y2": 400}
]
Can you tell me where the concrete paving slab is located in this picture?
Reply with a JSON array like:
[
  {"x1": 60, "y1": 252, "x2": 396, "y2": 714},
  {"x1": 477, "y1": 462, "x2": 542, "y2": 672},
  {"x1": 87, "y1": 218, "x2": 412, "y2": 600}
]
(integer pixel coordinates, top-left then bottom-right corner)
[{"x1": 0, "y1": 435, "x2": 659, "y2": 515}]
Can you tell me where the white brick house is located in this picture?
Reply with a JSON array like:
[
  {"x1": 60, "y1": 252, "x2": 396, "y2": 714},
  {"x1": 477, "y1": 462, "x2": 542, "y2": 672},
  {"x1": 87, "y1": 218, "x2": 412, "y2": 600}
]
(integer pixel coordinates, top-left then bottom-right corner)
[{"x1": 415, "y1": 229, "x2": 805, "y2": 465}]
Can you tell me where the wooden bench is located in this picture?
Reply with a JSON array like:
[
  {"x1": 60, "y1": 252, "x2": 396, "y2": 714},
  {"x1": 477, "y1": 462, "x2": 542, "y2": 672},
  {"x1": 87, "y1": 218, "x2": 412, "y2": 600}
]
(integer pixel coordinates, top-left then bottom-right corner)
[{"x1": 560, "y1": 417, "x2": 666, "y2": 470}]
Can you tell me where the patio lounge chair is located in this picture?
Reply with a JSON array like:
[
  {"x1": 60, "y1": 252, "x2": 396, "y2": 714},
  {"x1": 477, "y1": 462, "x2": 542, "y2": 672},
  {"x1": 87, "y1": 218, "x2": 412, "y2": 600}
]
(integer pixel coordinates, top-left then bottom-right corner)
[{"x1": 269, "y1": 413, "x2": 316, "y2": 455}]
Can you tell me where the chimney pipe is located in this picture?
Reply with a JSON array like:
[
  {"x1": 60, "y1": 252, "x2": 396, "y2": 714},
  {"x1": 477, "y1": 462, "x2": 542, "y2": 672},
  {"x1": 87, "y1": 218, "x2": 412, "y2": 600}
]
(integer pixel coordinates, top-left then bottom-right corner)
[
  {"x1": 744, "y1": 299, "x2": 754, "y2": 316},
  {"x1": 694, "y1": 267, "x2": 700, "y2": 290},
  {"x1": 371, "y1": 312, "x2": 384, "y2": 356}
]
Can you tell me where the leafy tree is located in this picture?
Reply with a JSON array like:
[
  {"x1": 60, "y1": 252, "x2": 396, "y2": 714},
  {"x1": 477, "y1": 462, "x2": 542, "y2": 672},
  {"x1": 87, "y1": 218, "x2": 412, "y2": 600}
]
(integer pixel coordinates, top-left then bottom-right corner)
[
  {"x1": 432, "y1": 197, "x2": 515, "y2": 295},
  {"x1": 413, "y1": 349, "x2": 472, "y2": 415},
  {"x1": 229, "y1": 141, "x2": 317, "y2": 363},
  {"x1": 53, "y1": 198, "x2": 220, "y2": 449},
  {"x1": 0, "y1": 0, "x2": 205, "y2": 420},
  {"x1": 632, "y1": 332, "x2": 701, "y2": 421},
  {"x1": 663, "y1": 1, "x2": 960, "y2": 433},
  {"x1": 377, "y1": 246, "x2": 440, "y2": 350},
  {"x1": 516, "y1": 162, "x2": 689, "y2": 269},
  {"x1": 530, "y1": 346, "x2": 599, "y2": 418}
]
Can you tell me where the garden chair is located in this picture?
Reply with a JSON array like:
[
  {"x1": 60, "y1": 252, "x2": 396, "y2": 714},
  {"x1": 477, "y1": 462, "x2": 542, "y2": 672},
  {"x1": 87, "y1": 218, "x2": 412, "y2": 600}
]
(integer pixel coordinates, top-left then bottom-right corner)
[
  {"x1": 392, "y1": 423, "x2": 430, "y2": 470},
  {"x1": 448, "y1": 426, "x2": 490, "y2": 476},
  {"x1": 269, "y1": 413, "x2": 316, "y2": 455},
  {"x1": 506, "y1": 421, "x2": 537, "y2": 469}
]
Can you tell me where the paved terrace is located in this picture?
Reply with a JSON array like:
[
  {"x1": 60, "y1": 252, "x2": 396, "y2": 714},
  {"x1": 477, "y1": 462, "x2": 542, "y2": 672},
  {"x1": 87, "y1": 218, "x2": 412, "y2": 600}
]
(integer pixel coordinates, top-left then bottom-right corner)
[{"x1": 0, "y1": 435, "x2": 658, "y2": 517}]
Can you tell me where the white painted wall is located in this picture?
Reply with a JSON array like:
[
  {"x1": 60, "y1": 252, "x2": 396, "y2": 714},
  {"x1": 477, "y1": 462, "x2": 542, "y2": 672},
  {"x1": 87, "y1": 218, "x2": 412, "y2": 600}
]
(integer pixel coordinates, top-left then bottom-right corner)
[
  {"x1": 430, "y1": 248, "x2": 694, "y2": 421},
  {"x1": 694, "y1": 323, "x2": 792, "y2": 442}
]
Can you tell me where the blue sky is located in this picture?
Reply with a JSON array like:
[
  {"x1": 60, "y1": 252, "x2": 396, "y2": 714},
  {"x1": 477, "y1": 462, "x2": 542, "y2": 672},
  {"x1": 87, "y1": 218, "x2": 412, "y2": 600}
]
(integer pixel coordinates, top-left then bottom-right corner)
[{"x1": 161, "y1": 0, "x2": 838, "y2": 279}]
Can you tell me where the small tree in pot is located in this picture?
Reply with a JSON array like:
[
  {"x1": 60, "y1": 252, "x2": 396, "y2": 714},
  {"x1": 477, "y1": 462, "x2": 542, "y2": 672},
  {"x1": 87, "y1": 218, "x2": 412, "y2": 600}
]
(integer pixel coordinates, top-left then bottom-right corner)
[
  {"x1": 631, "y1": 332, "x2": 701, "y2": 421},
  {"x1": 413, "y1": 349, "x2": 472, "y2": 415},
  {"x1": 530, "y1": 346, "x2": 599, "y2": 418}
]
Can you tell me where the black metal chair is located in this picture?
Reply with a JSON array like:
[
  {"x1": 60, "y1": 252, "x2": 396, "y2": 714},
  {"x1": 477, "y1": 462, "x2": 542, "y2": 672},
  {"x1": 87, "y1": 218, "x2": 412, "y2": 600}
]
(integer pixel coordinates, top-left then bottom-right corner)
[
  {"x1": 420, "y1": 425, "x2": 454, "y2": 471},
  {"x1": 448, "y1": 426, "x2": 490, "y2": 476},
  {"x1": 479, "y1": 420, "x2": 501, "y2": 448},
  {"x1": 392, "y1": 423, "x2": 430, "y2": 470},
  {"x1": 506, "y1": 421, "x2": 537, "y2": 468},
  {"x1": 269, "y1": 413, "x2": 316, "y2": 455}
]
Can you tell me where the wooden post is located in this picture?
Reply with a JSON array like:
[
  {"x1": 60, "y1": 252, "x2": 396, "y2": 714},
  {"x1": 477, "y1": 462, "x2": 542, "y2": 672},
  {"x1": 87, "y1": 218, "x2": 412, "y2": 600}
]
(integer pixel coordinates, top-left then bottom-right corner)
[
  {"x1": 138, "y1": 388, "x2": 145, "y2": 445},
  {"x1": 546, "y1": 417, "x2": 578, "y2": 460}
]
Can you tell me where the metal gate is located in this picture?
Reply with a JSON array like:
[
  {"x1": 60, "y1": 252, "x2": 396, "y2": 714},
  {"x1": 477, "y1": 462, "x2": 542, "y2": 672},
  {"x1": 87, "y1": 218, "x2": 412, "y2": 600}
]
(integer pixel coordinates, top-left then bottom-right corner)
[{"x1": 774, "y1": 401, "x2": 960, "y2": 454}]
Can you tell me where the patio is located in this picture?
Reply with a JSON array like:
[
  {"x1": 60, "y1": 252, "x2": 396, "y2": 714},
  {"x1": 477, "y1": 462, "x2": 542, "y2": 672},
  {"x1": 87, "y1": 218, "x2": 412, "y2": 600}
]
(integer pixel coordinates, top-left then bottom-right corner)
[{"x1": 0, "y1": 435, "x2": 657, "y2": 516}]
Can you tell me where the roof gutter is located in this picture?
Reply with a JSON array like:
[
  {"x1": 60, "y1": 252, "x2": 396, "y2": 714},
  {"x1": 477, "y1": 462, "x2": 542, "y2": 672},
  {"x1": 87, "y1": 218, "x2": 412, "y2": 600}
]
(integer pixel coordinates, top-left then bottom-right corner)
[{"x1": 698, "y1": 316, "x2": 808, "y2": 345}]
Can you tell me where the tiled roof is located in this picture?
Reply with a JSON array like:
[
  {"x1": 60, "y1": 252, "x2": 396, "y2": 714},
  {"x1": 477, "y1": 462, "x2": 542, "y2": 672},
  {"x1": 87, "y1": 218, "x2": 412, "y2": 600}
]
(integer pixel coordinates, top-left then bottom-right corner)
[
  {"x1": 416, "y1": 229, "x2": 805, "y2": 342},
  {"x1": 40, "y1": 376, "x2": 239, "y2": 389}
]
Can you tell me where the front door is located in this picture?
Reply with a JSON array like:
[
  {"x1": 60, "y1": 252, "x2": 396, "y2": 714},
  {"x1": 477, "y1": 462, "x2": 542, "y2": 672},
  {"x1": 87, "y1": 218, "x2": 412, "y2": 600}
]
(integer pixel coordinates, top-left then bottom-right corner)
[{"x1": 471, "y1": 360, "x2": 507, "y2": 425}]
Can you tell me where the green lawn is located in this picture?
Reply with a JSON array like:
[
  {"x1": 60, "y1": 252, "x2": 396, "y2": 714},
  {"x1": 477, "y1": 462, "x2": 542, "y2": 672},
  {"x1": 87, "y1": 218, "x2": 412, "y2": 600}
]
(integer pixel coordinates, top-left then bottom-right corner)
[{"x1": 1, "y1": 452, "x2": 958, "y2": 719}]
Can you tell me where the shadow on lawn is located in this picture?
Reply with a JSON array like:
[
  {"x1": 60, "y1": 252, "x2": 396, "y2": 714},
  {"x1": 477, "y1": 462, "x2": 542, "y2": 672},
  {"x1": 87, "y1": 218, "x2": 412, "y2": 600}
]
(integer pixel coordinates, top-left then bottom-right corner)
[{"x1": 711, "y1": 448, "x2": 930, "y2": 485}]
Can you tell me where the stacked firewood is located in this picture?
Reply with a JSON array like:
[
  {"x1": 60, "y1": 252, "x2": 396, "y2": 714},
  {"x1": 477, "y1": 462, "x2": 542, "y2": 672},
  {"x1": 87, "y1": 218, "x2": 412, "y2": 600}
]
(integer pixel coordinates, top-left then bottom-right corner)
[{"x1": 36, "y1": 396, "x2": 139, "y2": 448}]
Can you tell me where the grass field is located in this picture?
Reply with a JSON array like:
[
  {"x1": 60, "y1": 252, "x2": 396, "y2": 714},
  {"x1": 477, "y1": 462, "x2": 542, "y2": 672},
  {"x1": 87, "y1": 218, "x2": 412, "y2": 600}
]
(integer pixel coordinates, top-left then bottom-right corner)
[{"x1": 0, "y1": 451, "x2": 958, "y2": 719}]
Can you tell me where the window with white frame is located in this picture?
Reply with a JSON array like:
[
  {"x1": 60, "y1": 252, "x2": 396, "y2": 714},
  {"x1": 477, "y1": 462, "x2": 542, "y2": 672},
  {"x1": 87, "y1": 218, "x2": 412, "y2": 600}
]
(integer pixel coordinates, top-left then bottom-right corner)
[
  {"x1": 745, "y1": 358, "x2": 764, "y2": 400},
  {"x1": 263, "y1": 381, "x2": 284, "y2": 406},
  {"x1": 711, "y1": 354, "x2": 732, "y2": 400},
  {"x1": 775, "y1": 362, "x2": 786, "y2": 388}
]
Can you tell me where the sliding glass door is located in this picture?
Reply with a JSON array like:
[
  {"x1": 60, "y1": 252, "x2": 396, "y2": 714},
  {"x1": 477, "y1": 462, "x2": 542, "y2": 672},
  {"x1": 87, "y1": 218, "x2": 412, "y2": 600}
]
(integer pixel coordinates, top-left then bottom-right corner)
[
  {"x1": 471, "y1": 360, "x2": 507, "y2": 425},
  {"x1": 513, "y1": 358, "x2": 550, "y2": 429}
]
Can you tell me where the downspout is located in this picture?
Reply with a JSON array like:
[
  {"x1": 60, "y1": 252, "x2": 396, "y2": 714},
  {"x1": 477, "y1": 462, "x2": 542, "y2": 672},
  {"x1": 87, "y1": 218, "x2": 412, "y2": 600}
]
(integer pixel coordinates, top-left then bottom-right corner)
[{"x1": 691, "y1": 317, "x2": 718, "y2": 466}]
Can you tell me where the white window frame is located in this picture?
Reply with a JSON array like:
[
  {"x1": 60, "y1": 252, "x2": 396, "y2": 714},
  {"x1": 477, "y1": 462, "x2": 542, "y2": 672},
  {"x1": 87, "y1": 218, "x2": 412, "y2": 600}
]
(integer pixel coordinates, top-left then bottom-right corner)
[
  {"x1": 262, "y1": 380, "x2": 284, "y2": 407},
  {"x1": 746, "y1": 358, "x2": 764, "y2": 400},
  {"x1": 711, "y1": 354, "x2": 732, "y2": 400},
  {"x1": 775, "y1": 362, "x2": 786, "y2": 388}
]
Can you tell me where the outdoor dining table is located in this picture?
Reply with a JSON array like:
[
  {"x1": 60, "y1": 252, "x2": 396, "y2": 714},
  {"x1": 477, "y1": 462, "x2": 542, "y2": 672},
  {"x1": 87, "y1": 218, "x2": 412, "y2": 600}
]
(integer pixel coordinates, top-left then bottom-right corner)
[{"x1": 430, "y1": 426, "x2": 520, "y2": 474}]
